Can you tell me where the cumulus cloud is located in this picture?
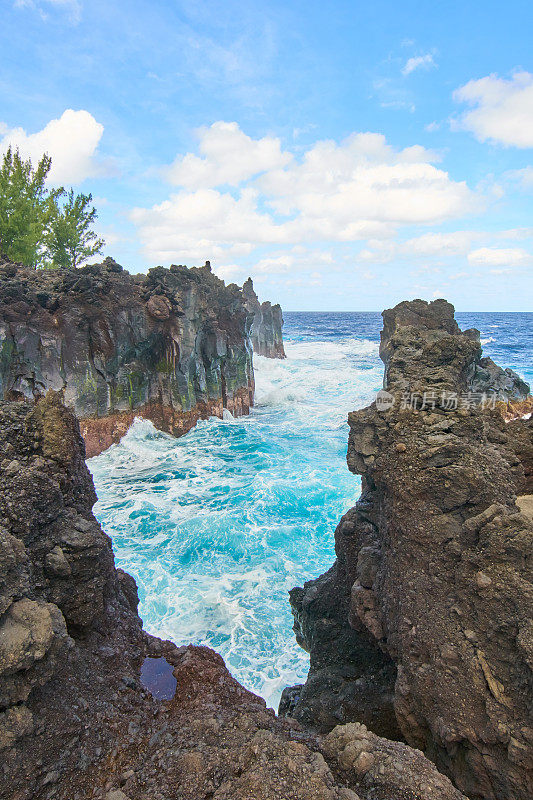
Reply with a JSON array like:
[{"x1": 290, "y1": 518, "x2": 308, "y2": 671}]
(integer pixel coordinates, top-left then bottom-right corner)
[
  {"x1": 467, "y1": 246, "x2": 531, "y2": 267},
  {"x1": 253, "y1": 254, "x2": 295, "y2": 274},
  {"x1": 497, "y1": 226, "x2": 533, "y2": 239},
  {"x1": 131, "y1": 187, "x2": 278, "y2": 263},
  {"x1": 0, "y1": 109, "x2": 105, "y2": 184},
  {"x1": 401, "y1": 231, "x2": 475, "y2": 256},
  {"x1": 133, "y1": 123, "x2": 476, "y2": 263},
  {"x1": 453, "y1": 72, "x2": 533, "y2": 147},
  {"x1": 402, "y1": 54, "x2": 436, "y2": 76},
  {"x1": 165, "y1": 121, "x2": 291, "y2": 188}
]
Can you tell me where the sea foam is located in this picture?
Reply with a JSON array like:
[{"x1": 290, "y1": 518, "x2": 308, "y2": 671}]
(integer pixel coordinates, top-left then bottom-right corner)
[
  {"x1": 89, "y1": 311, "x2": 532, "y2": 709},
  {"x1": 89, "y1": 335, "x2": 382, "y2": 708}
]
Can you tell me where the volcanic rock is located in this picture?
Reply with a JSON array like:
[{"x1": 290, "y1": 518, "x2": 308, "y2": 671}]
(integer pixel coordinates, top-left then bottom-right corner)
[
  {"x1": 283, "y1": 299, "x2": 532, "y2": 800},
  {"x1": 0, "y1": 391, "x2": 471, "y2": 800},
  {"x1": 242, "y1": 276, "x2": 286, "y2": 358},
  {"x1": 0, "y1": 258, "x2": 284, "y2": 456}
]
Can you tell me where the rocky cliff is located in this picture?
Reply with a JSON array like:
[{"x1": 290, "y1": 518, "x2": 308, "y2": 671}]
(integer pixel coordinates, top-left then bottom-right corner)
[
  {"x1": 0, "y1": 392, "x2": 467, "y2": 800},
  {"x1": 242, "y1": 277, "x2": 285, "y2": 359},
  {"x1": 0, "y1": 258, "x2": 285, "y2": 458},
  {"x1": 281, "y1": 300, "x2": 533, "y2": 800}
]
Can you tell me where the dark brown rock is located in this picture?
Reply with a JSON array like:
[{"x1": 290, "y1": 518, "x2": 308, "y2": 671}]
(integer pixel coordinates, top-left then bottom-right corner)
[
  {"x1": 284, "y1": 300, "x2": 533, "y2": 800},
  {"x1": 0, "y1": 258, "x2": 258, "y2": 455},
  {"x1": 0, "y1": 392, "x2": 457, "y2": 800}
]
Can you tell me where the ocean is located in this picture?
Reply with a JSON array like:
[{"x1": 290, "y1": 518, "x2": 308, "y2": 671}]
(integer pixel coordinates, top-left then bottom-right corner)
[{"x1": 88, "y1": 311, "x2": 532, "y2": 710}]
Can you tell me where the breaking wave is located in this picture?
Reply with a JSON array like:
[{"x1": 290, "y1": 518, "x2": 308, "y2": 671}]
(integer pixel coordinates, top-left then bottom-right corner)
[{"x1": 89, "y1": 311, "x2": 531, "y2": 709}]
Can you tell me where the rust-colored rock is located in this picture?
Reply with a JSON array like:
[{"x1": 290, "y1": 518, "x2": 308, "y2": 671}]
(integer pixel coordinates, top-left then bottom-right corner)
[{"x1": 0, "y1": 257, "x2": 286, "y2": 455}]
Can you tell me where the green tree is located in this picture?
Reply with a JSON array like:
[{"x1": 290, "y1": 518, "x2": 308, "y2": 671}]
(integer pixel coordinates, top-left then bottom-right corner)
[
  {"x1": 0, "y1": 147, "x2": 61, "y2": 267},
  {"x1": 47, "y1": 189, "x2": 104, "y2": 269}
]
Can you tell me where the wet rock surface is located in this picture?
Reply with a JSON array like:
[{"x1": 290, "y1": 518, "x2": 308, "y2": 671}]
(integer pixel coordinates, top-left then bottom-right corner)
[
  {"x1": 0, "y1": 391, "x2": 466, "y2": 800},
  {"x1": 283, "y1": 299, "x2": 533, "y2": 800},
  {"x1": 0, "y1": 258, "x2": 284, "y2": 456}
]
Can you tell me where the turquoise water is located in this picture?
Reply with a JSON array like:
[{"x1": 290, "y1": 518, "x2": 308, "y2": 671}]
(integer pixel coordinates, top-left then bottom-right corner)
[{"x1": 89, "y1": 311, "x2": 532, "y2": 709}]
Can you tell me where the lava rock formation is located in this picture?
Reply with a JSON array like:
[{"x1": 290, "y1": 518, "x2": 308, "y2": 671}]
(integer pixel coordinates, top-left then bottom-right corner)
[{"x1": 282, "y1": 300, "x2": 532, "y2": 800}]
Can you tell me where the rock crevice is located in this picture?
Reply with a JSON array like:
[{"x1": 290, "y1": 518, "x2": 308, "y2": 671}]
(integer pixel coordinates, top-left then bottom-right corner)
[{"x1": 0, "y1": 391, "x2": 466, "y2": 800}]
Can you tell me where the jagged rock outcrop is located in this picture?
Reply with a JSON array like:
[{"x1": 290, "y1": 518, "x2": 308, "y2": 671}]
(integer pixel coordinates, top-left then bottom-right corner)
[
  {"x1": 282, "y1": 300, "x2": 533, "y2": 800},
  {"x1": 242, "y1": 277, "x2": 285, "y2": 359},
  {"x1": 0, "y1": 392, "x2": 467, "y2": 800},
  {"x1": 379, "y1": 300, "x2": 530, "y2": 403},
  {"x1": 0, "y1": 257, "x2": 257, "y2": 457}
]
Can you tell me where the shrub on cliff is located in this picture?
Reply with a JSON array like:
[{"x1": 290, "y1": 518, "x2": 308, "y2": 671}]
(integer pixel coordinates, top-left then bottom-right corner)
[{"x1": 0, "y1": 147, "x2": 104, "y2": 269}]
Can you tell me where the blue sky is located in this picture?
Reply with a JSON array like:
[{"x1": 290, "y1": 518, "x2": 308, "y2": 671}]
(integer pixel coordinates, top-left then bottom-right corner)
[{"x1": 1, "y1": 0, "x2": 533, "y2": 310}]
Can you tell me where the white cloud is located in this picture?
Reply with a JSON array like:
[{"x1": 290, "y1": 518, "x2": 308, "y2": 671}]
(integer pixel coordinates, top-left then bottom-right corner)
[
  {"x1": 96, "y1": 229, "x2": 120, "y2": 248},
  {"x1": 132, "y1": 123, "x2": 477, "y2": 264},
  {"x1": 497, "y1": 226, "x2": 533, "y2": 240},
  {"x1": 131, "y1": 188, "x2": 281, "y2": 263},
  {"x1": 258, "y1": 133, "x2": 463, "y2": 227},
  {"x1": 213, "y1": 263, "x2": 245, "y2": 282},
  {"x1": 467, "y1": 246, "x2": 531, "y2": 267},
  {"x1": 402, "y1": 54, "x2": 436, "y2": 76},
  {"x1": 165, "y1": 121, "x2": 291, "y2": 188},
  {"x1": 401, "y1": 231, "x2": 474, "y2": 256},
  {"x1": 359, "y1": 231, "x2": 477, "y2": 263},
  {"x1": 0, "y1": 109, "x2": 105, "y2": 184},
  {"x1": 453, "y1": 72, "x2": 533, "y2": 147},
  {"x1": 254, "y1": 254, "x2": 295, "y2": 274},
  {"x1": 507, "y1": 166, "x2": 533, "y2": 188},
  {"x1": 411, "y1": 265, "x2": 442, "y2": 275},
  {"x1": 14, "y1": 0, "x2": 81, "y2": 23}
]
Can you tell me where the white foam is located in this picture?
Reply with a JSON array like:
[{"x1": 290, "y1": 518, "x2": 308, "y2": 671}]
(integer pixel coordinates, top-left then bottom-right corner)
[{"x1": 89, "y1": 334, "x2": 378, "y2": 708}]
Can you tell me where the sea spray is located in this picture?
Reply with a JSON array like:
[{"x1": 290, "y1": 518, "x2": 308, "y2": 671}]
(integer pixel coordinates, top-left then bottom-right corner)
[
  {"x1": 89, "y1": 311, "x2": 532, "y2": 709},
  {"x1": 89, "y1": 334, "x2": 382, "y2": 708}
]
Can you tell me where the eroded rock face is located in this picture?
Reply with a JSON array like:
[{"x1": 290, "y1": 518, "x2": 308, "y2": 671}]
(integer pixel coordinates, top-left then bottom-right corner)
[
  {"x1": 0, "y1": 391, "x2": 463, "y2": 800},
  {"x1": 242, "y1": 277, "x2": 286, "y2": 359},
  {"x1": 283, "y1": 299, "x2": 533, "y2": 800},
  {"x1": 322, "y1": 722, "x2": 466, "y2": 800},
  {"x1": 0, "y1": 257, "x2": 258, "y2": 456},
  {"x1": 380, "y1": 298, "x2": 530, "y2": 403}
]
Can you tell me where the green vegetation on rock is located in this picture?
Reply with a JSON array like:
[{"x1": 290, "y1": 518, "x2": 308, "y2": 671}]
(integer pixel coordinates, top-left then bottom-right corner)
[{"x1": 0, "y1": 148, "x2": 104, "y2": 269}]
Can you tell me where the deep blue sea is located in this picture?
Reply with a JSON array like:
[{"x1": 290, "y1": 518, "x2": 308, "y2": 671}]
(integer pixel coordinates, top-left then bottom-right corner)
[{"x1": 89, "y1": 311, "x2": 532, "y2": 709}]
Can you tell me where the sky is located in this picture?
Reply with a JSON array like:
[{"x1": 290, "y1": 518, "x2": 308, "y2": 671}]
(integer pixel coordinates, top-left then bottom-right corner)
[{"x1": 1, "y1": 0, "x2": 533, "y2": 311}]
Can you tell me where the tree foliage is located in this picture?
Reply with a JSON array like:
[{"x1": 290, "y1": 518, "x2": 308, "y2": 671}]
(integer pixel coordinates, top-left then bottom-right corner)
[
  {"x1": 46, "y1": 189, "x2": 105, "y2": 269},
  {"x1": 0, "y1": 147, "x2": 105, "y2": 269},
  {"x1": 0, "y1": 147, "x2": 61, "y2": 267}
]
